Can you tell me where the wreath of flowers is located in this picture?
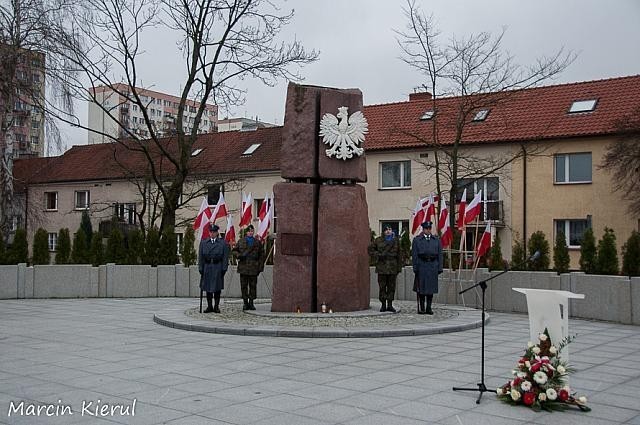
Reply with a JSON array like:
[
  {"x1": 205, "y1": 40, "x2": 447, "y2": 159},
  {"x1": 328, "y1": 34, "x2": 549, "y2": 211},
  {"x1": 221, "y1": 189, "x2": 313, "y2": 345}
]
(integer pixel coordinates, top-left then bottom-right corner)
[{"x1": 496, "y1": 329, "x2": 591, "y2": 412}]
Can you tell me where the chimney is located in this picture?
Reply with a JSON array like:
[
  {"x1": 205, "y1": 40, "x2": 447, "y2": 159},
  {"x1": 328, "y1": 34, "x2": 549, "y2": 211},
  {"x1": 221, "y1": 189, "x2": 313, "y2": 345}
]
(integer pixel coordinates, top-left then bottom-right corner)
[{"x1": 409, "y1": 91, "x2": 432, "y2": 102}]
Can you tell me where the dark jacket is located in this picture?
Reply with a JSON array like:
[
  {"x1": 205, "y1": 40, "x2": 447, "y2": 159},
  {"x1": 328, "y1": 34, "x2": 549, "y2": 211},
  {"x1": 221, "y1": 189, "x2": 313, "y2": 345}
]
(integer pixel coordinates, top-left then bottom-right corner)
[
  {"x1": 412, "y1": 233, "x2": 443, "y2": 294},
  {"x1": 233, "y1": 237, "x2": 265, "y2": 276},
  {"x1": 368, "y1": 235, "x2": 403, "y2": 275},
  {"x1": 198, "y1": 237, "x2": 230, "y2": 292}
]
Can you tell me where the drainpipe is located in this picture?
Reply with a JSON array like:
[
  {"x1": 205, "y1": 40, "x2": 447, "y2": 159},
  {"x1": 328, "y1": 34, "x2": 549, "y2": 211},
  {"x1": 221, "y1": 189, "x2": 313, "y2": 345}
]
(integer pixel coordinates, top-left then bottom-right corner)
[{"x1": 521, "y1": 146, "x2": 527, "y2": 258}]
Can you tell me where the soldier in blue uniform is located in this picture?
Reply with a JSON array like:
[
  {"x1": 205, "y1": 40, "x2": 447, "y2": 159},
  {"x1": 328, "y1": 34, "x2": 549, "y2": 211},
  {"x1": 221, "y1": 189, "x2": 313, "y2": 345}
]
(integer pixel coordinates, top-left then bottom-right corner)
[
  {"x1": 198, "y1": 224, "x2": 230, "y2": 313},
  {"x1": 412, "y1": 221, "x2": 443, "y2": 315}
]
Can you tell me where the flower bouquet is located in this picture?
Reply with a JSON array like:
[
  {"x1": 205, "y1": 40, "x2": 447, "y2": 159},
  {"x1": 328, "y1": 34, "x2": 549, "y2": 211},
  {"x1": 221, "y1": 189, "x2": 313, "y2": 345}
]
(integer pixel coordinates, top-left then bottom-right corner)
[{"x1": 496, "y1": 329, "x2": 591, "y2": 412}]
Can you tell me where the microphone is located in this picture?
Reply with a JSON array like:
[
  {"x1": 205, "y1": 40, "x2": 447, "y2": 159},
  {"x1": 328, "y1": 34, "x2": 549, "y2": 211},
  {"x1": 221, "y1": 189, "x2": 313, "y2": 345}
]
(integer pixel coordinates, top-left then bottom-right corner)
[{"x1": 529, "y1": 251, "x2": 541, "y2": 262}]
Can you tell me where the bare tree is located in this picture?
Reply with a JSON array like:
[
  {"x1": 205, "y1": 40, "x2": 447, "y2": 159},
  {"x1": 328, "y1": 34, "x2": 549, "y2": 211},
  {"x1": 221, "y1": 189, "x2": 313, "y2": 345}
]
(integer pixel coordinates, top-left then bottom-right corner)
[
  {"x1": 50, "y1": 0, "x2": 317, "y2": 243},
  {"x1": 0, "y1": 0, "x2": 81, "y2": 242},
  {"x1": 600, "y1": 106, "x2": 640, "y2": 214},
  {"x1": 395, "y1": 0, "x2": 574, "y2": 232}
]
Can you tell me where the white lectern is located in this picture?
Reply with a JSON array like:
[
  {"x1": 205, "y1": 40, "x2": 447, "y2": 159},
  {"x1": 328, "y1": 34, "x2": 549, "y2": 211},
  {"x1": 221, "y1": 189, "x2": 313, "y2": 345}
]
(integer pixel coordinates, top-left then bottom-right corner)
[{"x1": 513, "y1": 288, "x2": 584, "y2": 361}]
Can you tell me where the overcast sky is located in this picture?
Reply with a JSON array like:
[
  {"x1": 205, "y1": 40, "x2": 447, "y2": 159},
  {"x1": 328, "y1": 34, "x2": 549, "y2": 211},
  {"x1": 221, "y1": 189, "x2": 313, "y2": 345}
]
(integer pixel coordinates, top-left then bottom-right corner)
[{"x1": 58, "y1": 0, "x2": 640, "y2": 152}]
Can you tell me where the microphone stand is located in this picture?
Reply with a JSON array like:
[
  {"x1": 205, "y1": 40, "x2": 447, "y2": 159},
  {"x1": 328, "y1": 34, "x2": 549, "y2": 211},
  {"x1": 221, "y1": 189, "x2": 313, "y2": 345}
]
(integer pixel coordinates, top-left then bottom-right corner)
[{"x1": 452, "y1": 252, "x2": 537, "y2": 404}]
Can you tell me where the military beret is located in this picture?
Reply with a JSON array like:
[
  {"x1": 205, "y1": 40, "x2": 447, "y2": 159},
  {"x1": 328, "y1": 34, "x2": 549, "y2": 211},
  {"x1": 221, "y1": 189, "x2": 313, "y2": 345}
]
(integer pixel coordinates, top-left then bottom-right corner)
[
  {"x1": 383, "y1": 225, "x2": 392, "y2": 231},
  {"x1": 209, "y1": 224, "x2": 220, "y2": 232},
  {"x1": 421, "y1": 221, "x2": 433, "y2": 228},
  {"x1": 246, "y1": 224, "x2": 254, "y2": 231}
]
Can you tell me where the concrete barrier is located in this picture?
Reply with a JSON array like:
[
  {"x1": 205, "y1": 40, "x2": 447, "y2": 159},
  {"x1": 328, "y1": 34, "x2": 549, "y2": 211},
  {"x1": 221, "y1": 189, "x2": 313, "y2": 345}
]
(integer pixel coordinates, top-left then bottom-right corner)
[
  {"x1": 570, "y1": 273, "x2": 632, "y2": 324},
  {"x1": 33, "y1": 265, "x2": 97, "y2": 298},
  {"x1": 0, "y1": 265, "x2": 18, "y2": 299},
  {"x1": 632, "y1": 277, "x2": 640, "y2": 325}
]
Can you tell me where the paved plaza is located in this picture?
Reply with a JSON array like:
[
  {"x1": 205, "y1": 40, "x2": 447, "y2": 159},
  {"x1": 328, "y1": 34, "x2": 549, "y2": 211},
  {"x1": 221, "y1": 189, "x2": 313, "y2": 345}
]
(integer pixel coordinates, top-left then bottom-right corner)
[{"x1": 1, "y1": 298, "x2": 639, "y2": 425}]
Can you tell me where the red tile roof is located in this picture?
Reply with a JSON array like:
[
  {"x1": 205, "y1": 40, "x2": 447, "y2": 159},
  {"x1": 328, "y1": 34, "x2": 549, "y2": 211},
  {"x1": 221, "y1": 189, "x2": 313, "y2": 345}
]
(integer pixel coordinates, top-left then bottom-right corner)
[{"x1": 14, "y1": 75, "x2": 640, "y2": 186}]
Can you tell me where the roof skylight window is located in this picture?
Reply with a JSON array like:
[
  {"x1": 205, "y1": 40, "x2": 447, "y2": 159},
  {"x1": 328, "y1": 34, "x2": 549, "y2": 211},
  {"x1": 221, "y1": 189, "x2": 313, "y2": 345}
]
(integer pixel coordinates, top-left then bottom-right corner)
[
  {"x1": 191, "y1": 148, "x2": 203, "y2": 157},
  {"x1": 242, "y1": 143, "x2": 261, "y2": 155},
  {"x1": 473, "y1": 109, "x2": 490, "y2": 122},
  {"x1": 420, "y1": 111, "x2": 435, "y2": 120},
  {"x1": 568, "y1": 99, "x2": 597, "y2": 113}
]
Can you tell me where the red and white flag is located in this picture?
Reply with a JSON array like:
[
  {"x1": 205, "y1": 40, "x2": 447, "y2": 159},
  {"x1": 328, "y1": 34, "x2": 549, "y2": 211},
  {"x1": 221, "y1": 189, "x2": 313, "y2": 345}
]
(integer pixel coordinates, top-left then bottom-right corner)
[
  {"x1": 257, "y1": 199, "x2": 273, "y2": 240},
  {"x1": 476, "y1": 222, "x2": 492, "y2": 258},
  {"x1": 438, "y1": 198, "x2": 453, "y2": 248},
  {"x1": 464, "y1": 190, "x2": 483, "y2": 225},
  {"x1": 239, "y1": 192, "x2": 252, "y2": 228},
  {"x1": 211, "y1": 192, "x2": 228, "y2": 223},
  {"x1": 456, "y1": 188, "x2": 467, "y2": 230},
  {"x1": 411, "y1": 198, "x2": 426, "y2": 235},
  {"x1": 224, "y1": 215, "x2": 236, "y2": 245},
  {"x1": 258, "y1": 193, "x2": 269, "y2": 223},
  {"x1": 193, "y1": 196, "x2": 212, "y2": 239},
  {"x1": 425, "y1": 193, "x2": 436, "y2": 222}
]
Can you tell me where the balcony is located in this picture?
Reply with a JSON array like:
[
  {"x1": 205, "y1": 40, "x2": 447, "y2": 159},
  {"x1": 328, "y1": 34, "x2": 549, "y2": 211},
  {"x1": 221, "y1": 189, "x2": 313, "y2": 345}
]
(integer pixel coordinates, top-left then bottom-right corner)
[{"x1": 481, "y1": 200, "x2": 504, "y2": 224}]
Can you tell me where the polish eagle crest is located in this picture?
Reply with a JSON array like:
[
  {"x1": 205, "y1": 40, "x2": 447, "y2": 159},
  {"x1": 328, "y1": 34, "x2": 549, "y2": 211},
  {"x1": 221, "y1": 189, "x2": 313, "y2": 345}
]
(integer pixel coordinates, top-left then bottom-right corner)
[{"x1": 319, "y1": 106, "x2": 368, "y2": 160}]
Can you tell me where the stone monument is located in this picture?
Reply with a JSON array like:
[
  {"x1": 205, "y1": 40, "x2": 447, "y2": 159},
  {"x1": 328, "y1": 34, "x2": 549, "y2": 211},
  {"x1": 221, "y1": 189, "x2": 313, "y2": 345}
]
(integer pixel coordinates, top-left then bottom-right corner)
[{"x1": 272, "y1": 83, "x2": 371, "y2": 312}]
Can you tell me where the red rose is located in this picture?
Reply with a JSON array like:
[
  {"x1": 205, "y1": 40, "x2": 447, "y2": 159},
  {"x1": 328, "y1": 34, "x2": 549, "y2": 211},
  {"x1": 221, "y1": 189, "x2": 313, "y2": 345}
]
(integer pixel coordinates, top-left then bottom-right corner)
[
  {"x1": 558, "y1": 389, "x2": 569, "y2": 401},
  {"x1": 530, "y1": 363, "x2": 541, "y2": 373},
  {"x1": 523, "y1": 392, "x2": 536, "y2": 406}
]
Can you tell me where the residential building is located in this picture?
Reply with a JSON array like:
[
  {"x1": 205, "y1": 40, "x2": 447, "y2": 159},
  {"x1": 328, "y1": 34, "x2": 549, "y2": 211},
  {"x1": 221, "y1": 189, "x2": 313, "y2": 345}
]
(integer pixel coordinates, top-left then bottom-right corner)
[
  {"x1": 14, "y1": 75, "x2": 640, "y2": 268},
  {"x1": 87, "y1": 84, "x2": 218, "y2": 144},
  {"x1": 0, "y1": 44, "x2": 46, "y2": 157},
  {"x1": 216, "y1": 117, "x2": 277, "y2": 132}
]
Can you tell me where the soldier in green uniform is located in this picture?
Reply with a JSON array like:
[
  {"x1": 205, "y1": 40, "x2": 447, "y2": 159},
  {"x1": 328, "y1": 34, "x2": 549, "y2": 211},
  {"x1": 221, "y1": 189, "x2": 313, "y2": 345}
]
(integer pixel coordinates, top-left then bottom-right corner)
[
  {"x1": 233, "y1": 225, "x2": 265, "y2": 310},
  {"x1": 368, "y1": 225, "x2": 403, "y2": 312}
]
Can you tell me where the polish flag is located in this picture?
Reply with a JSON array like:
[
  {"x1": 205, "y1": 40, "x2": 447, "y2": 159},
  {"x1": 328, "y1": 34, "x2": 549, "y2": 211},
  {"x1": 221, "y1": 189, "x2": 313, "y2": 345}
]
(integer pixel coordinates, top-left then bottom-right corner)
[
  {"x1": 424, "y1": 193, "x2": 436, "y2": 222},
  {"x1": 456, "y1": 188, "x2": 467, "y2": 230},
  {"x1": 193, "y1": 196, "x2": 212, "y2": 239},
  {"x1": 464, "y1": 190, "x2": 483, "y2": 225},
  {"x1": 257, "y1": 200, "x2": 273, "y2": 240},
  {"x1": 224, "y1": 215, "x2": 236, "y2": 245},
  {"x1": 476, "y1": 222, "x2": 492, "y2": 258},
  {"x1": 239, "y1": 192, "x2": 252, "y2": 228},
  {"x1": 438, "y1": 198, "x2": 453, "y2": 248},
  {"x1": 411, "y1": 198, "x2": 426, "y2": 235},
  {"x1": 258, "y1": 193, "x2": 269, "y2": 223},
  {"x1": 211, "y1": 192, "x2": 228, "y2": 223}
]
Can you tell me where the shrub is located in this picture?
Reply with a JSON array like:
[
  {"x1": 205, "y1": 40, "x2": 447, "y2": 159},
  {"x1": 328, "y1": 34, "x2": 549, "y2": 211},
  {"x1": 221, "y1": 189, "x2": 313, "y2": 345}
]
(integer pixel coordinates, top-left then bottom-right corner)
[
  {"x1": 596, "y1": 227, "x2": 619, "y2": 275},
  {"x1": 622, "y1": 231, "x2": 640, "y2": 276},
  {"x1": 400, "y1": 229, "x2": 411, "y2": 266},
  {"x1": 8, "y1": 229, "x2": 28, "y2": 264},
  {"x1": 32, "y1": 228, "x2": 50, "y2": 265},
  {"x1": 144, "y1": 226, "x2": 160, "y2": 266},
  {"x1": 511, "y1": 234, "x2": 527, "y2": 271},
  {"x1": 0, "y1": 236, "x2": 6, "y2": 264},
  {"x1": 55, "y1": 228, "x2": 71, "y2": 264},
  {"x1": 181, "y1": 227, "x2": 197, "y2": 267},
  {"x1": 158, "y1": 226, "x2": 178, "y2": 265},
  {"x1": 527, "y1": 231, "x2": 550, "y2": 271},
  {"x1": 488, "y1": 232, "x2": 505, "y2": 271},
  {"x1": 553, "y1": 231, "x2": 570, "y2": 274},
  {"x1": 89, "y1": 232, "x2": 104, "y2": 266},
  {"x1": 71, "y1": 230, "x2": 90, "y2": 263},
  {"x1": 80, "y1": 210, "x2": 93, "y2": 247},
  {"x1": 125, "y1": 229, "x2": 144, "y2": 265},
  {"x1": 579, "y1": 227, "x2": 597, "y2": 274},
  {"x1": 106, "y1": 227, "x2": 126, "y2": 264}
]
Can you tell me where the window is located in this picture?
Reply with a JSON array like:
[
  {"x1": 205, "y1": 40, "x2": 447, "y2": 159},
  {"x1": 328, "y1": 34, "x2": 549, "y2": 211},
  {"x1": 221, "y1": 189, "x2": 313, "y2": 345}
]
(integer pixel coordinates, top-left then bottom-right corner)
[
  {"x1": 420, "y1": 110, "x2": 435, "y2": 120},
  {"x1": 31, "y1": 119, "x2": 39, "y2": 129},
  {"x1": 30, "y1": 136, "x2": 39, "y2": 145},
  {"x1": 133, "y1": 104, "x2": 138, "y2": 112},
  {"x1": 45, "y1": 192, "x2": 58, "y2": 210},
  {"x1": 380, "y1": 220, "x2": 409, "y2": 237},
  {"x1": 569, "y1": 99, "x2": 597, "y2": 113},
  {"x1": 48, "y1": 233, "x2": 58, "y2": 252},
  {"x1": 554, "y1": 153, "x2": 592, "y2": 183},
  {"x1": 472, "y1": 109, "x2": 490, "y2": 121},
  {"x1": 242, "y1": 144, "x2": 261, "y2": 155},
  {"x1": 456, "y1": 177, "x2": 501, "y2": 221},
  {"x1": 75, "y1": 190, "x2": 90, "y2": 210},
  {"x1": 207, "y1": 185, "x2": 222, "y2": 205},
  {"x1": 114, "y1": 203, "x2": 136, "y2": 224},
  {"x1": 555, "y1": 219, "x2": 588, "y2": 248},
  {"x1": 380, "y1": 161, "x2": 411, "y2": 189},
  {"x1": 176, "y1": 233, "x2": 183, "y2": 256},
  {"x1": 191, "y1": 148, "x2": 203, "y2": 157}
]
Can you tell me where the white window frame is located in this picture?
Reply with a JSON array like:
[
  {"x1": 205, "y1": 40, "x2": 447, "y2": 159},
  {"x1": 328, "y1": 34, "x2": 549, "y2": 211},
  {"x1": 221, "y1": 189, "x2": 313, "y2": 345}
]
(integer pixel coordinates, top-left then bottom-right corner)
[
  {"x1": 74, "y1": 190, "x2": 90, "y2": 210},
  {"x1": 554, "y1": 153, "x2": 592, "y2": 184},
  {"x1": 379, "y1": 220, "x2": 409, "y2": 237},
  {"x1": 176, "y1": 233, "x2": 183, "y2": 256},
  {"x1": 44, "y1": 192, "x2": 58, "y2": 211},
  {"x1": 48, "y1": 232, "x2": 58, "y2": 252},
  {"x1": 555, "y1": 219, "x2": 589, "y2": 248},
  {"x1": 379, "y1": 161, "x2": 412, "y2": 190}
]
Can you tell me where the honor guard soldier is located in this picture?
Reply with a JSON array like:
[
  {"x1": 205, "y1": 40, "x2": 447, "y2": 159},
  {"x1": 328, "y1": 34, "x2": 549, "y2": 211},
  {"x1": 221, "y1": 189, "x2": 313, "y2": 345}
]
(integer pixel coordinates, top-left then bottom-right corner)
[
  {"x1": 232, "y1": 224, "x2": 265, "y2": 311},
  {"x1": 198, "y1": 224, "x2": 230, "y2": 313},
  {"x1": 368, "y1": 225, "x2": 403, "y2": 312},
  {"x1": 411, "y1": 221, "x2": 443, "y2": 314}
]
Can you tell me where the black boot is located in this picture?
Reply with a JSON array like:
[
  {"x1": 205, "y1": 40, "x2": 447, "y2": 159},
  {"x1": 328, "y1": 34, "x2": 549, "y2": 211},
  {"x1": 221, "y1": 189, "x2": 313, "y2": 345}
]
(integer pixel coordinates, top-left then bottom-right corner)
[
  {"x1": 380, "y1": 300, "x2": 387, "y2": 312},
  {"x1": 242, "y1": 298, "x2": 249, "y2": 311},
  {"x1": 426, "y1": 294, "x2": 434, "y2": 315},
  {"x1": 386, "y1": 300, "x2": 396, "y2": 313},
  {"x1": 204, "y1": 292, "x2": 214, "y2": 313},
  {"x1": 418, "y1": 295, "x2": 426, "y2": 314},
  {"x1": 213, "y1": 292, "x2": 221, "y2": 313},
  {"x1": 248, "y1": 299, "x2": 256, "y2": 310}
]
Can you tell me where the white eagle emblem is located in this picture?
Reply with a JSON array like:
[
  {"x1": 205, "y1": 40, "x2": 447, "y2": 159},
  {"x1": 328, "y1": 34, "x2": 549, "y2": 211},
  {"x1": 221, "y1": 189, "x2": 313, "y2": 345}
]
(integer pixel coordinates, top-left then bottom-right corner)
[{"x1": 319, "y1": 106, "x2": 368, "y2": 160}]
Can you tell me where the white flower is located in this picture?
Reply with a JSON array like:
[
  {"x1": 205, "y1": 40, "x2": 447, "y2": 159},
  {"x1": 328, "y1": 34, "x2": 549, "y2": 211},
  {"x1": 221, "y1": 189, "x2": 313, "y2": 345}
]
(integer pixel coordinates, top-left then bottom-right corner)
[
  {"x1": 546, "y1": 388, "x2": 558, "y2": 400},
  {"x1": 525, "y1": 361, "x2": 531, "y2": 368},
  {"x1": 539, "y1": 333, "x2": 548, "y2": 341},
  {"x1": 521, "y1": 381, "x2": 532, "y2": 392},
  {"x1": 549, "y1": 346, "x2": 557, "y2": 355},
  {"x1": 562, "y1": 386, "x2": 571, "y2": 392},
  {"x1": 557, "y1": 365, "x2": 566, "y2": 375},
  {"x1": 517, "y1": 371, "x2": 527, "y2": 378},
  {"x1": 511, "y1": 389, "x2": 521, "y2": 401},
  {"x1": 533, "y1": 371, "x2": 548, "y2": 385},
  {"x1": 578, "y1": 396, "x2": 587, "y2": 404},
  {"x1": 539, "y1": 393, "x2": 547, "y2": 402},
  {"x1": 527, "y1": 341, "x2": 534, "y2": 348},
  {"x1": 532, "y1": 346, "x2": 541, "y2": 355},
  {"x1": 496, "y1": 388, "x2": 503, "y2": 396},
  {"x1": 511, "y1": 369, "x2": 518, "y2": 376}
]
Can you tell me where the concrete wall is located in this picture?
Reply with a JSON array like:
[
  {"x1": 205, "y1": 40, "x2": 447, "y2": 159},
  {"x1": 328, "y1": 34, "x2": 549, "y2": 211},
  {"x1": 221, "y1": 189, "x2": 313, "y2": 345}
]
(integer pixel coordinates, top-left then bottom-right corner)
[{"x1": 1, "y1": 264, "x2": 639, "y2": 325}]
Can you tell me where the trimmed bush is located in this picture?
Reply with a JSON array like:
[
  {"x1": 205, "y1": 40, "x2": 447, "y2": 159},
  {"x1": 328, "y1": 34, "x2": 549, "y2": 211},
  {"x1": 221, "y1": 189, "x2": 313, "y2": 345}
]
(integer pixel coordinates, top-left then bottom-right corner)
[
  {"x1": 579, "y1": 227, "x2": 597, "y2": 274},
  {"x1": 400, "y1": 229, "x2": 411, "y2": 265},
  {"x1": 8, "y1": 229, "x2": 28, "y2": 264},
  {"x1": 527, "y1": 231, "x2": 550, "y2": 271},
  {"x1": 596, "y1": 227, "x2": 619, "y2": 275},
  {"x1": 80, "y1": 211, "x2": 93, "y2": 246},
  {"x1": 622, "y1": 231, "x2": 640, "y2": 277},
  {"x1": 106, "y1": 227, "x2": 126, "y2": 264},
  {"x1": 158, "y1": 226, "x2": 178, "y2": 265},
  {"x1": 55, "y1": 228, "x2": 71, "y2": 264},
  {"x1": 71, "y1": 230, "x2": 90, "y2": 264},
  {"x1": 488, "y1": 232, "x2": 505, "y2": 271},
  {"x1": 125, "y1": 229, "x2": 144, "y2": 265},
  {"x1": 89, "y1": 232, "x2": 104, "y2": 266},
  {"x1": 144, "y1": 226, "x2": 160, "y2": 266},
  {"x1": 511, "y1": 234, "x2": 527, "y2": 270},
  {"x1": 0, "y1": 236, "x2": 6, "y2": 264},
  {"x1": 553, "y1": 231, "x2": 570, "y2": 274},
  {"x1": 32, "y1": 228, "x2": 50, "y2": 265},
  {"x1": 181, "y1": 227, "x2": 197, "y2": 267}
]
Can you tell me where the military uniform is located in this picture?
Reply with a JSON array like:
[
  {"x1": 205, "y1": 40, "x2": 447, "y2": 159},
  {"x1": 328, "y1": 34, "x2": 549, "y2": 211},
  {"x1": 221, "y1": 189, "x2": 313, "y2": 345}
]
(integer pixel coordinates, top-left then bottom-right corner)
[
  {"x1": 198, "y1": 232, "x2": 230, "y2": 313},
  {"x1": 368, "y1": 233, "x2": 403, "y2": 312},
  {"x1": 233, "y1": 235, "x2": 265, "y2": 310},
  {"x1": 411, "y1": 224, "x2": 443, "y2": 314}
]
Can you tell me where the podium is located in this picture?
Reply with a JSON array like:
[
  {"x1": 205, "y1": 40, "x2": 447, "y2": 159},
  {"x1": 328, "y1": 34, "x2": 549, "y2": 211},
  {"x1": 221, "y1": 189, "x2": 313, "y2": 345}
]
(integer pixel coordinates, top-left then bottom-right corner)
[{"x1": 513, "y1": 288, "x2": 584, "y2": 361}]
